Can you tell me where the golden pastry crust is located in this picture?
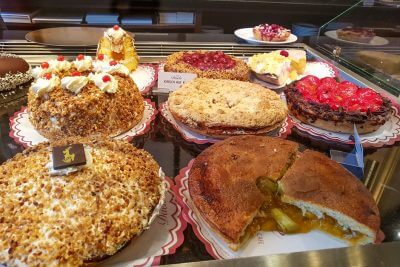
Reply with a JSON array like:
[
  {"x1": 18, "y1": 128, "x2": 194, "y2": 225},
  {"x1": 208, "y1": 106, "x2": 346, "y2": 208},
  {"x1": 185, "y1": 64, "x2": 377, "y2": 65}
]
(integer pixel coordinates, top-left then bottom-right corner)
[
  {"x1": 0, "y1": 138, "x2": 163, "y2": 266},
  {"x1": 164, "y1": 51, "x2": 250, "y2": 81},
  {"x1": 28, "y1": 72, "x2": 144, "y2": 140},
  {"x1": 280, "y1": 150, "x2": 380, "y2": 243},
  {"x1": 167, "y1": 78, "x2": 287, "y2": 137},
  {"x1": 189, "y1": 136, "x2": 299, "y2": 244}
]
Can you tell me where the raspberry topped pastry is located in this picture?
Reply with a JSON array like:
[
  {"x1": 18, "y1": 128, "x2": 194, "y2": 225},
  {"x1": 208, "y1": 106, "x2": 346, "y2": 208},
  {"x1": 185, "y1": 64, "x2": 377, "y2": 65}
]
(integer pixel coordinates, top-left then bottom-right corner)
[
  {"x1": 253, "y1": 23, "x2": 291, "y2": 42},
  {"x1": 284, "y1": 75, "x2": 391, "y2": 133},
  {"x1": 164, "y1": 50, "x2": 250, "y2": 81}
]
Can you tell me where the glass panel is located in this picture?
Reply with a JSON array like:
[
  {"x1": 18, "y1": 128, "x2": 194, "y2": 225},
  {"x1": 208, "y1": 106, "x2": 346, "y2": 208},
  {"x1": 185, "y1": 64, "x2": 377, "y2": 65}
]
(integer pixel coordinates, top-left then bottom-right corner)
[{"x1": 314, "y1": 0, "x2": 400, "y2": 96}]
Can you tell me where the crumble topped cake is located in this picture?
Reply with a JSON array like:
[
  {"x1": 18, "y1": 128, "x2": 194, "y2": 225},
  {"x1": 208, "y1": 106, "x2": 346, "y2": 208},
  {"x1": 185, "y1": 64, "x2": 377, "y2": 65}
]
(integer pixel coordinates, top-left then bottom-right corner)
[
  {"x1": 253, "y1": 23, "x2": 291, "y2": 42},
  {"x1": 164, "y1": 50, "x2": 250, "y2": 81},
  {"x1": 167, "y1": 78, "x2": 287, "y2": 137},
  {"x1": 0, "y1": 53, "x2": 32, "y2": 91},
  {"x1": 28, "y1": 56, "x2": 144, "y2": 140},
  {"x1": 0, "y1": 138, "x2": 164, "y2": 266},
  {"x1": 284, "y1": 75, "x2": 391, "y2": 133}
]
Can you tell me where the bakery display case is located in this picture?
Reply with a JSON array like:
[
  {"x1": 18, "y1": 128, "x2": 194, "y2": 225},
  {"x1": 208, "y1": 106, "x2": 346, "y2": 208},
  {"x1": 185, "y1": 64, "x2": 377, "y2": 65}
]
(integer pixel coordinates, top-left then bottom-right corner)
[
  {"x1": 1, "y1": 1, "x2": 400, "y2": 266},
  {"x1": 312, "y1": 0, "x2": 400, "y2": 97}
]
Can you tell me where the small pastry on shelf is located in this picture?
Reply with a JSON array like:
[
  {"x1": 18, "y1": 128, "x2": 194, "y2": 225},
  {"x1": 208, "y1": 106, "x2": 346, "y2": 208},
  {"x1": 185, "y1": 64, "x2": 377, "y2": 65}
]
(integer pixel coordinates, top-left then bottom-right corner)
[
  {"x1": 97, "y1": 25, "x2": 139, "y2": 72},
  {"x1": 253, "y1": 23, "x2": 291, "y2": 42}
]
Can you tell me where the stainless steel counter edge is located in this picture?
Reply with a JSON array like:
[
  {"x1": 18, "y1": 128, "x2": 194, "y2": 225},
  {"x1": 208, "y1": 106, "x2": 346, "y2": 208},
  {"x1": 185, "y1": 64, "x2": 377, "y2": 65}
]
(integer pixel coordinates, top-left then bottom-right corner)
[{"x1": 164, "y1": 242, "x2": 400, "y2": 267}]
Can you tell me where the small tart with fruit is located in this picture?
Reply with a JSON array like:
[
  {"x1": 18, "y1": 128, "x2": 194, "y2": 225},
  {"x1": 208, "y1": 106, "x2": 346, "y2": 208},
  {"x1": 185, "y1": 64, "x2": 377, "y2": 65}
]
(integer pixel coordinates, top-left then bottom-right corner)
[
  {"x1": 284, "y1": 75, "x2": 392, "y2": 134},
  {"x1": 253, "y1": 23, "x2": 291, "y2": 42},
  {"x1": 164, "y1": 50, "x2": 250, "y2": 81}
]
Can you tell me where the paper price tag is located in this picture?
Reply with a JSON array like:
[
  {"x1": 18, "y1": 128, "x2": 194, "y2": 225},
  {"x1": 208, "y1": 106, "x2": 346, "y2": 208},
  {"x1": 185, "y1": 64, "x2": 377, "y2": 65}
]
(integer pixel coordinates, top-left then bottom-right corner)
[{"x1": 157, "y1": 72, "x2": 197, "y2": 91}]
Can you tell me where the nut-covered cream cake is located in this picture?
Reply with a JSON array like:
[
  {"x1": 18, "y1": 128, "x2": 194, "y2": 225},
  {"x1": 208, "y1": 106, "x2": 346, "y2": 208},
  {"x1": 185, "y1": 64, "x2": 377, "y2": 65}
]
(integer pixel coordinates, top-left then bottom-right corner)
[
  {"x1": 28, "y1": 55, "x2": 144, "y2": 140},
  {"x1": 0, "y1": 139, "x2": 164, "y2": 266}
]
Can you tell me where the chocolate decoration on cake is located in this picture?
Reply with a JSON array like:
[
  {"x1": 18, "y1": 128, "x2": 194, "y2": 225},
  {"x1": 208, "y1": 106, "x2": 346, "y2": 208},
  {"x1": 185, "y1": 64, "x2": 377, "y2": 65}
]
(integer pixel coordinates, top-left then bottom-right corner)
[
  {"x1": 52, "y1": 143, "x2": 86, "y2": 170},
  {"x1": 0, "y1": 53, "x2": 32, "y2": 91}
]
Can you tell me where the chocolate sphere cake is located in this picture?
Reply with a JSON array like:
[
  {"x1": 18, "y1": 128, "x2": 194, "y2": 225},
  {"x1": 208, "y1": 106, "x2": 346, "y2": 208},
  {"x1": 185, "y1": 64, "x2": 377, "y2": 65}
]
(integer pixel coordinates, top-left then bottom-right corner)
[{"x1": 0, "y1": 53, "x2": 32, "y2": 91}]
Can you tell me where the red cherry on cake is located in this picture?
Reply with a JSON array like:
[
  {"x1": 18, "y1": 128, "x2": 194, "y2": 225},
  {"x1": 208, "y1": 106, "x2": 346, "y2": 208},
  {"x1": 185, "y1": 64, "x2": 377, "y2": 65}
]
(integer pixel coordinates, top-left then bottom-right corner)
[
  {"x1": 41, "y1": 62, "x2": 49, "y2": 69},
  {"x1": 113, "y1": 25, "x2": 120, "y2": 30},
  {"x1": 98, "y1": 54, "x2": 104, "y2": 60},
  {"x1": 71, "y1": 71, "x2": 81, "y2": 77},
  {"x1": 102, "y1": 75, "x2": 111, "y2": 82},
  {"x1": 77, "y1": 54, "x2": 85, "y2": 61},
  {"x1": 57, "y1": 55, "x2": 65, "y2": 61},
  {"x1": 280, "y1": 50, "x2": 289, "y2": 57},
  {"x1": 43, "y1": 73, "x2": 52, "y2": 80},
  {"x1": 109, "y1": 60, "x2": 118, "y2": 66}
]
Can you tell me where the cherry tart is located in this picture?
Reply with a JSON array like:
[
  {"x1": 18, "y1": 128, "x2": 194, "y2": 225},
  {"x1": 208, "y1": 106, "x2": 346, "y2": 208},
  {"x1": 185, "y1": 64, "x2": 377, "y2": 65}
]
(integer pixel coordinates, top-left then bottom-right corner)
[
  {"x1": 253, "y1": 23, "x2": 291, "y2": 42},
  {"x1": 284, "y1": 75, "x2": 392, "y2": 134},
  {"x1": 164, "y1": 50, "x2": 250, "y2": 81}
]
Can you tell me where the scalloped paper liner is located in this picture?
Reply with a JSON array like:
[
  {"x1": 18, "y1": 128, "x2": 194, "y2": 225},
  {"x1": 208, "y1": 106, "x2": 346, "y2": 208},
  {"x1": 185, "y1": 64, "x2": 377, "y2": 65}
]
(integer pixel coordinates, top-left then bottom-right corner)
[
  {"x1": 9, "y1": 99, "x2": 158, "y2": 148},
  {"x1": 130, "y1": 64, "x2": 158, "y2": 94},
  {"x1": 174, "y1": 160, "x2": 348, "y2": 260}
]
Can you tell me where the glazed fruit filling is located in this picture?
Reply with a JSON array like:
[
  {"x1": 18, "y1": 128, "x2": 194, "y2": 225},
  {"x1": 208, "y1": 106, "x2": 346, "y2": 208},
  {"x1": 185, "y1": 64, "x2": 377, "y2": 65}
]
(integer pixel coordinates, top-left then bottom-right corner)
[
  {"x1": 239, "y1": 178, "x2": 364, "y2": 245},
  {"x1": 257, "y1": 24, "x2": 287, "y2": 40},
  {"x1": 295, "y1": 75, "x2": 383, "y2": 112},
  {"x1": 181, "y1": 51, "x2": 236, "y2": 70}
]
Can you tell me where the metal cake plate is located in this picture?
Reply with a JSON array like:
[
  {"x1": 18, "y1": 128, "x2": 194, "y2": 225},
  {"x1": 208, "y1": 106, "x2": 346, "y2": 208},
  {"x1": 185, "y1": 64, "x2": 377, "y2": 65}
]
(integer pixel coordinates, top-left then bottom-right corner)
[{"x1": 25, "y1": 27, "x2": 133, "y2": 46}]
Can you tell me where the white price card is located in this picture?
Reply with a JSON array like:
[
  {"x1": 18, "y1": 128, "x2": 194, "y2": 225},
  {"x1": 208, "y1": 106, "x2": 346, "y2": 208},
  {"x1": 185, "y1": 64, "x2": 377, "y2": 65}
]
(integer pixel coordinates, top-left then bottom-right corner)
[{"x1": 157, "y1": 71, "x2": 197, "y2": 91}]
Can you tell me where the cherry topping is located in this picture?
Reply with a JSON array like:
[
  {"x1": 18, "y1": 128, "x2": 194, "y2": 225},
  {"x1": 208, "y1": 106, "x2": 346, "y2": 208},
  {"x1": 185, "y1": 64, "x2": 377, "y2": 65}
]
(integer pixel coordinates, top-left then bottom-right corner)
[
  {"x1": 97, "y1": 54, "x2": 104, "y2": 60},
  {"x1": 71, "y1": 71, "x2": 81, "y2": 77},
  {"x1": 77, "y1": 54, "x2": 84, "y2": 61},
  {"x1": 57, "y1": 55, "x2": 65, "y2": 61},
  {"x1": 109, "y1": 60, "x2": 118, "y2": 66},
  {"x1": 102, "y1": 75, "x2": 111, "y2": 82},
  {"x1": 113, "y1": 25, "x2": 120, "y2": 30},
  {"x1": 43, "y1": 73, "x2": 52, "y2": 80},
  {"x1": 181, "y1": 51, "x2": 236, "y2": 70},
  {"x1": 280, "y1": 50, "x2": 289, "y2": 57},
  {"x1": 41, "y1": 62, "x2": 49, "y2": 69}
]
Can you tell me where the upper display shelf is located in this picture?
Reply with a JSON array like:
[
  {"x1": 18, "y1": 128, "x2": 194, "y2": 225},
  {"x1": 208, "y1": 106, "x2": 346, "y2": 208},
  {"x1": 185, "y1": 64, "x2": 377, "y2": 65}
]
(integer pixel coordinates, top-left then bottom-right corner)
[{"x1": 312, "y1": 0, "x2": 400, "y2": 96}]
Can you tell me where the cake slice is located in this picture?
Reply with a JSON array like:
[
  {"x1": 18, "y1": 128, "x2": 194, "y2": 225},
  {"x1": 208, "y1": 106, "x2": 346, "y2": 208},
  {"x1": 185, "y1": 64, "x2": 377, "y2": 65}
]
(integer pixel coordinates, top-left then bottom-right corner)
[
  {"x1": 357, "y1": 51, "x2": 400, "y2": 75},
  {"x1": 248, "y1": 52, "x2": 291, "y2": 85}
]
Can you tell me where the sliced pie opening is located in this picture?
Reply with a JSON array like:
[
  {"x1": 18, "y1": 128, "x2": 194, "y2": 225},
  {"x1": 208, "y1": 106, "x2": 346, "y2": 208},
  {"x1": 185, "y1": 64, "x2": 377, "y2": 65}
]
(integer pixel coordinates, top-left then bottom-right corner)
[{"x1": 238, "y1": 177, "x2": 368, "y2": 247}]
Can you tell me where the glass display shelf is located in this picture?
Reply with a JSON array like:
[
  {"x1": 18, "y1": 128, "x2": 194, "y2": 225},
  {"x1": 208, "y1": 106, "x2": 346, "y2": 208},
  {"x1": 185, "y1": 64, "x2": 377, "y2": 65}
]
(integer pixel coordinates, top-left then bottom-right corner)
[{"x1": 0, "y1": 39, "x2": 399, "y2": 265}]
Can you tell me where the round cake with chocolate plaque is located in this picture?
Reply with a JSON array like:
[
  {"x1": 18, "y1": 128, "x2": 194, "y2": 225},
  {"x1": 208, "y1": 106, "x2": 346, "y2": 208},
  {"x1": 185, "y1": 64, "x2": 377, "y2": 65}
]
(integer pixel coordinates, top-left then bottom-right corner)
[{"x1": 0, "y1": 138, "x2": 165, "y2": 266}]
